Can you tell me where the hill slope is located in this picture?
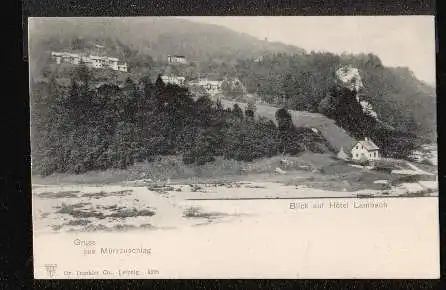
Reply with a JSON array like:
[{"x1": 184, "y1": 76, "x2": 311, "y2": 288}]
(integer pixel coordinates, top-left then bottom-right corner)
[
  {"x1": 220, "y1": 99, "x2": 355, "y2": 152},
  {"x1": 28, "y1": 17, "x2": 305, "y2": 77}
]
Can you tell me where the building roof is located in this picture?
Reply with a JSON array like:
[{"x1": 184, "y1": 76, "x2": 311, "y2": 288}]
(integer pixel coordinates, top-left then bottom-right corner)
[
  {"x1": 161, "y1": 75, "x2": 185, "y2": 81},
  {"x1": 52, "y1": 52, "x2": 81, "y2": 57},
  {"x1": 355, "y1": 139, "x2": 379, "y2": 151}
]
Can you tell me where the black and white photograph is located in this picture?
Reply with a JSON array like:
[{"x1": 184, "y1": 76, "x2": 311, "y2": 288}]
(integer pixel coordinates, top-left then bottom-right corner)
[{"x1": 29, "y1": 16, "x2": 439, "y2": 279}]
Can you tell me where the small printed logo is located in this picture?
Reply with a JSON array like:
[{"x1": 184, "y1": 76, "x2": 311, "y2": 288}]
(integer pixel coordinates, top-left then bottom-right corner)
[{"x1": 44, "y1": 264, "x2": 57, "y2": 278}]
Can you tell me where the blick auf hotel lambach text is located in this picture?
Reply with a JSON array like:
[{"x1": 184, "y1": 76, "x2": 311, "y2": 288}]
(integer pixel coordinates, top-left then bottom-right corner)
[{"x1": 289, "y1": 200, "x2": 388, "y2": 210}]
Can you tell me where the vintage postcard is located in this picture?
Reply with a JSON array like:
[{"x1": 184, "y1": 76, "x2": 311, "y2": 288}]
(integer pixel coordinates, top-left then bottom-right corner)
[{"x1": 29, "y1": 16, "x2": 439, "y2": 279}]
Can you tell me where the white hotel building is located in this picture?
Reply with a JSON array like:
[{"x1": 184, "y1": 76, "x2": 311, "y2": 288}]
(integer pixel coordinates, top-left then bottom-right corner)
[{"x1": 51, "y1": 52, "x2": 128, "y2": 72}]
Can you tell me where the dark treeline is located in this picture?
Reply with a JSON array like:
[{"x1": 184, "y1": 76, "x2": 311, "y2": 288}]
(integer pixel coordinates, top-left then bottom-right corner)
[
  {"x1": 318, "y1": 84, "x2": 419, "y2": 158},
  {"x1": 31, "y1": 66, "x2": 331, "y2": 176}
]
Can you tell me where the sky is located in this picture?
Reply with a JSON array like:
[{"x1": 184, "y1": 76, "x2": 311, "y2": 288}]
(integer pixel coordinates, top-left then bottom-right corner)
[{"x1": 182, "y1": 16, "x2": 436, "y2": 85}]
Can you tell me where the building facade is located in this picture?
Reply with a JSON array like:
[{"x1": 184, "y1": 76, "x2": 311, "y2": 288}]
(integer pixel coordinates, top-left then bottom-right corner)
[
  {"x1": 117, "y1": 63, "x2": 128, "y2": 72},
  {"x1": 51, "y1": 52, "x2": 128, "y2": 72},
  {"x1": 351, "y1": 137, "x2": 380, "y2": 161},
  {"x1": 188, "y1": 78, "x2": 224, "y2": 96},
  {"x1": 167, "y1": 55, "x2": 187, "y2": 64},
  {"x1": 161, "y1": 75, "x2": 186, "y2": 86},
  {"x1": 51, "y1": 52, "x2": 81, "y2": 65}
]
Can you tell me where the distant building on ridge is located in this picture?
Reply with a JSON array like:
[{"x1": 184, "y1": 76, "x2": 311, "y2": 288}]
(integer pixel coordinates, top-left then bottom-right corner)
[
  {"x1": 160, "y1": 75, "x2": 186, "y2": 86},
  {"x1": 51, "y1": 51, "x2": 128, "y2": 72},
  {"x1": 167, "y1": 55, "x2": 187, "y2": 64}
]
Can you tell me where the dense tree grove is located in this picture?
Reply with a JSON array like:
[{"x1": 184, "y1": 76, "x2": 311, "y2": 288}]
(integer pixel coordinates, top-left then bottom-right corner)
[{"x1": 31, "y1": 67, "x2": 331, "y2": 176}]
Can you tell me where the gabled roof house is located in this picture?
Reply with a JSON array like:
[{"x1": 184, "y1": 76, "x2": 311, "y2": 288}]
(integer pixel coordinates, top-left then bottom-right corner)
[{"x1": 351, "y1": 137, "x2": 380, "y2": 161}]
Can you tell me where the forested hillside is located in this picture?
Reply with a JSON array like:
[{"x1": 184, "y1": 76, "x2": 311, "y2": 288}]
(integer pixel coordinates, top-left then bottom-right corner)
[
  {"x1": 28, "y1": 18, "x2": 436, "y2": 177},
  {"x1": 232, "y1": 53, "x2": 436, "y2": 141},
  {"x1": 28, "y1": 17, "x2": 305, "y2": 78},
  {"x1": 31, "y1": 66, "x2": 332, "y2": 176},
  {"x1": 28, "y1": 18, "x2": 436, "y2": 142}
]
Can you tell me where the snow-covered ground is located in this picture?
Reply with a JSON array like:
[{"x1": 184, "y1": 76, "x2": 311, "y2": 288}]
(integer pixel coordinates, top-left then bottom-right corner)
[
  {"x1": 32, "y1": 181, "x2": 359, "y2": 235},
  {"x1": 32, "y1": 180, "x2": 440, "y2": 279},
  {"x1": 32, "y1": 178, "x2": 438, "y2": 235}
]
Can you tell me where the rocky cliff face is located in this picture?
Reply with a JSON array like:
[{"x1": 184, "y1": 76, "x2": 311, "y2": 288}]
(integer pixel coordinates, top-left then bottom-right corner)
[
  {"x1": 335, "y1": 65, "x2": 378, "y2": 120},
  {"x1": 335, "y1": 65, "x2": 364, "y2": 92},
  {"x1": 326, "y1": 65, "x2": 419, "y2": 159}
]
